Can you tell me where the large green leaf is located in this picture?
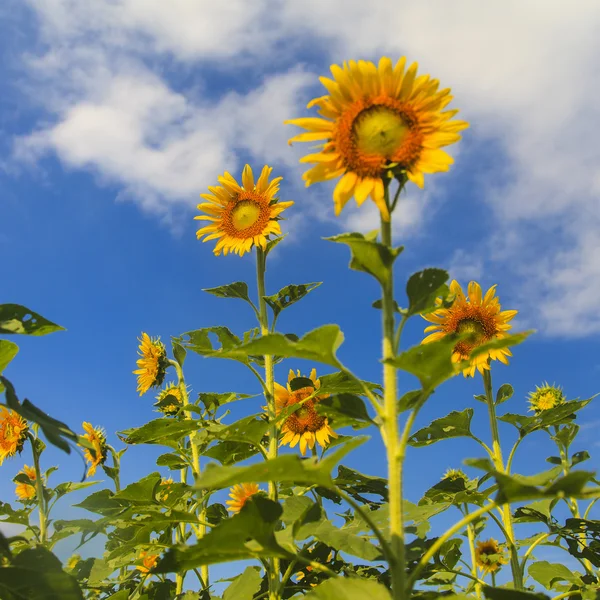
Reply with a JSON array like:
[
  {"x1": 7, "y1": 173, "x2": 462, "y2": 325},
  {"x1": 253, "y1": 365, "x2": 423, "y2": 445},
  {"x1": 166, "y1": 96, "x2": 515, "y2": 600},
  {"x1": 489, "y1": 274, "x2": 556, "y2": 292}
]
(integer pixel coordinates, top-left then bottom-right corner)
[
  {"x1": 222, "y1": 566, "x2": 262, "y2": 600},
  {"x1": 196, "y1": 436, "x2": 367, "y2": 491},
  {"x1": 203, "y1": 281, "x2": 253, "y2": 305},
  {"x1": 408, "y1": 409, "x2": 474, "y2": 447},
  {"x1": 179, "y1": 327, "x2": 244, "y2": 360},
  {"x1": 199, "y1": 325, "x2": 345, "y2": 368},
  {"x1": 264, "y1": 282, "x2": 322, "y2": 321},
  {"x1": 0, "y1": 340, "x2": 18, "y2": 374},
  {"x1": 483, "y1": 586, "x2": 549, "y2": 600},
  {"x1": 528, "y1": 561, "x2": 582, "y2": 590},
  {"x1": 405, "y1": 269, "x2": 448, "y2": 317},
  {"x1": 469, "y1": 331, "x2": 532, "y2": 360},
  {"x1": 334, "y1": 465, "x2": 388, "y2": 502},
  {"x1": 155, "y1": 496, "x2": 288, "y2": 570},
  {"x1": 209, "y1": 414, "x2": 269, "y2": 446},
  {"x1": 113, "y1": 473, "x2": 161, "y2": 504},
  {"x1": 317, "y1": 371, "x2": 382, "y2": 396},
  {"x1": 326, "y1": 231, "x2": 402, "y2": 286},
  {"x1": 0, "y1": 304, "x2": 65, "y2": 336},
  {"x1": 198, "y1": 391, "x2": 255, "y2": 412},
  {"x1": 316, "y1": 393, "x2": 374, "y2": 428},
  {"x1": 118, "y1": 419, "x2": 201, "y2": 447},
  {"x1": 203, "y1": 441, "x2": 259, "y2": 466},
  {"x1": 305, "y1": 578, "x2": 392, "y2": 600}
]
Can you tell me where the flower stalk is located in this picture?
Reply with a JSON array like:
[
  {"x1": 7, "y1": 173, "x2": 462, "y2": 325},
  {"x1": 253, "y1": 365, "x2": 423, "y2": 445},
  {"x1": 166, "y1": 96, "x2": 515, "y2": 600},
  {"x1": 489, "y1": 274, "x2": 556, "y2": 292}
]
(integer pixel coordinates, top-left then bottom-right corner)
[{"x1": 29, "y1": 434, "x2": 47, "y2": 546}]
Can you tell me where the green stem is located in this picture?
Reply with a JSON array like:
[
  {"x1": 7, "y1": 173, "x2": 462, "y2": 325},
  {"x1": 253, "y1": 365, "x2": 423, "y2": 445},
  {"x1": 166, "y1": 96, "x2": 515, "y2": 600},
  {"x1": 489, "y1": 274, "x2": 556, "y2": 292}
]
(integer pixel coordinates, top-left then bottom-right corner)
[
  {"x1": 482, "y1": 368, "x2": 523, "y2": 590},
  {"x1": 380, "y1": 181, "x2": 405, "y2": 600},
  {"x1": 464, "y1": 505, "x2": 482, "y2": 600},
  {"x1": 29, "y1": 435, "x2": 47, "y2": 546},
  {"x1": 256, "y1": 246, "x2": 280, "y2": 600},
  {"x1": 520, "y1": 532, "x2": 550, "y2": 573}
]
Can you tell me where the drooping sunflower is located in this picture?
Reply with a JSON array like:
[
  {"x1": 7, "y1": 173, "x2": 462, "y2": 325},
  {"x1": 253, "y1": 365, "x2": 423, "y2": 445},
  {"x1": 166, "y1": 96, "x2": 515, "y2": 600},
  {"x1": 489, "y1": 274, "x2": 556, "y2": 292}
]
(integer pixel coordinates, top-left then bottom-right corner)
[
  {"x1": 528, "y1": 383, "x2": 565, "y2": 413},
  {"x1": 0, "y1": 407, "x2": 28, "y2": 465},
  {"x1": 475, "y1": 539, "x2": 507, "y2": 574},
  {"x1": 137, "y1": 550, "x2": 159, "y2": 574},
  {"x1": 226, "y1": 483, "x2": 261, "y2": 513},
  {"x1": 80, "y1": 422, "x2": 108, "y2": 477},
  {"x1": 154, "y1": 383, "x2": 183, "y2": 416},
  {"x1": 422, "y1": 280, "x2": 518, "y2": 377},
  {"x1": 14, "y1": 465, "x2": 37, "y2": 500},
  {"x1": 195, "y1": 165, "x2": 294, "y2": 257},
  {"x1": 286, "y1": 57, "x2": 468, "y2": 220},
  {"x1": 134, "y1": 333, "x2": 169, "y2": 396},
  {"x1": 275, "y1": 368, "x2": 337, "y2": 456}
]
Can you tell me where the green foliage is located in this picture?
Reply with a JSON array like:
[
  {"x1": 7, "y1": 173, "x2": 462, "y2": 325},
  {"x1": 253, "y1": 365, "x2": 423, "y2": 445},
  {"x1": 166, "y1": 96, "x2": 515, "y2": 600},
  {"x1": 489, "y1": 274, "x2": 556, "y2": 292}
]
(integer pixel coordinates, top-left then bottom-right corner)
[
  {"x1": 222, "y1": 566, "x2": 262, "y2": 600},
  {"x1": 408, "y1": 409, "x2": 475, "y2": 447},
  {"x1": 264, "y1": 282, "x2": 322, "y2": 321},
  {"x1": 0, "y1": 304, "x2": 65, "y2": 336},
  {"x1": 405, "y1": 268, "x2": 448, "y2": 317},
  {"x1": 304, "y1": 577, "x2": 392, "y2": 599}
]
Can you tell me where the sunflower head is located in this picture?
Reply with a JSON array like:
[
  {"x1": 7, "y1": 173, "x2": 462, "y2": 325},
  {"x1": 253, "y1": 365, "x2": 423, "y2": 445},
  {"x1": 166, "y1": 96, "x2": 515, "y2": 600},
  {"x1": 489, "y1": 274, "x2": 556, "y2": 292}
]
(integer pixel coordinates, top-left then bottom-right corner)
[
  {"x1": 195, "y1": 165, "x2": 293, "y2": 257},
  {"x1": 421, "y1": 280, "x2": 518, "y2": 377},
  {"x1": 14, "y1": 465, "x2": 38, "y2": 501},
  {"x1": 226, "y1": 483, "x2": 262, "y2": 513},
  {"x1": 137, "y1": 550, "x2": 159, "y2": 574},
  {"x1": 286, "y1": 57, "x2": 468, "y2": 220},
  {"x1": 275, "y1": 368, "x2": 338, "y2": 456},
  {"x1": 442, "y1": 468, "x2": 468, "y2": 482},
  {"x1": 0, "y1": 407, "x2": 28, "y2": 465},
  {"x1": 80, "y1": 422, "x2": 108, "y2": 478},
  {"x1": 528, "y1": 383, "x2": 565, "y2": 413},
  {"x1": 66, "y1": 554, "x2": 81, "y2": 572},
  {"x1": 475, "y1": 539, "x2": 507, "y2": 574},
  {"x1": 133, "y1": 333, "x2": 169, "y2": 396},
  {"x1": 154, "y1": 383, "x2": 183, "y2": 416}
]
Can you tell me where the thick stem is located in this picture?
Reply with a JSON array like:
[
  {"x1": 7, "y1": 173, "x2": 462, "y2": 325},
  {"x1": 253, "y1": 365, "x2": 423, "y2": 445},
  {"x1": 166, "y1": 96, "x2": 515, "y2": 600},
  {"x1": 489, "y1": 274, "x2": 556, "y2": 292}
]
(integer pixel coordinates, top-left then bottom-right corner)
[
  {"x1": 464, "y1": 505, "x2": 482, "y2": 600},
  {"x1": 380, "y1": 184, "x2": 405, "y2": 600},
  {"x1": 30, "y1": 436, "x2": 47, "y2": 545},
  {"x1": 482, "y1": 369, "x2": 523, "y2": 590},
  {"x1": 256, "y1": 246, "x2": 280, "y2": 600}
]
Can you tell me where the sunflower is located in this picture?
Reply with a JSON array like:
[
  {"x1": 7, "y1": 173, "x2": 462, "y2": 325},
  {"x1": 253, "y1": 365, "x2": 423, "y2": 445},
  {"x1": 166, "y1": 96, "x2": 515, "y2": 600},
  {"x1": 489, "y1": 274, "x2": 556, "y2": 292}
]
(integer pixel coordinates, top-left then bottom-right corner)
[
  {"x1": 286, "y1": 57, "x2": 468, "y2": 220},
  {"x1": 275, "y1": 369, "x2": 337, "y2": 456},
  {"x1": 66, "y1": 555, "x2": 81, "y2": 571},
  {"x1": 0, "y1": 407, "x2": 28, "y2": 465},
  {"x1": 195, "y1": 165, "x2": 294, "y2": 257},
  {"x1": 154, "y1": 383, "x2": 183, "y2": 416},
  {"x1": 528, "y1": 383, "x2": 565, "y2": 413},
  {"x1": 157, "y1": 477, "x2": 174, "y2": 501},
  {"x1": 442, "y1": 468, "x2": 468, "y2": 482},
  {"x1": 80, "y1": 422, "x2": 108, "y2": 477},
  {"x1": 226, "y1": 483, "x2": 261, "y2": 513},
  {"x1": 15, "y1": 465, "x2": 37, "y2": 500},
  {"x1": 137, "y1": 550, "x2": 159, "y2": 574},
  {"x1": 134, "y1": 333, "x2": 169, "y2": 396},
  {"x1": 422, "y1": 280, "x2": 518, "y2": 377},
  {"x1": 475, "y1": 539, "x2": 507, "y2": 574}
]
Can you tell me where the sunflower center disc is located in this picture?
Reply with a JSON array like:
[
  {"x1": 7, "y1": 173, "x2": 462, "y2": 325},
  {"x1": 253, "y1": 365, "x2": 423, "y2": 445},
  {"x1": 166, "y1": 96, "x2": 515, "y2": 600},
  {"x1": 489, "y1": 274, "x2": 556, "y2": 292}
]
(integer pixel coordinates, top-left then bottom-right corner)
[
  {"x1": 354, "y1": 107, "x2": 410, "y2": 157},
  {"x1": 231, "y1": 200, "x2": 261, "y2": 230},
  {"x1": 457, "y1": 318, "x2": 485, "y2": 341}
]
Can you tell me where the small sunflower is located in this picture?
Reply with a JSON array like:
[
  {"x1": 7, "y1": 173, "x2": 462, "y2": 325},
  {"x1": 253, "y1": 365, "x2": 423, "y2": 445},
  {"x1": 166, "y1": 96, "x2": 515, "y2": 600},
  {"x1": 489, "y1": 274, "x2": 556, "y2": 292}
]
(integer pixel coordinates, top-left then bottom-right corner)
[
  {"x1": 275, "y1": 368, "x2": 337, "y2": 456},
  {"x1": 286, "y1": 57, "x2": 468, "y2": 220},
  {"x1": 0, "y1": 407, "x2": 28, "y2": 465},
  {"x1": 137, "y1": 550, "x2": 159, "y2": 574},
  {"x1": 442, "y1": 468, "x2": 468, "y2": 482},
  {"x1": 134, "y1": 333, "x2": 169, "y2": 396},
  {"x1": 157, "y1": 477, "x2": 174, "y2": 501},
  {"x1": 66, "y1": 555, "x2": 81, "y2": 571},
  {"x1": 226, "y1": 483, "x2": 261, "y2": 513},
  {"x1": 14, "y1": 465, "x2": 37, "y2": 500},
  {"x1": 422, "y1": 280, "x2": 518, "y2": 377},
  {"x1": 528, "y1": 383, "x2": 565, "y2": 413},
  {"x1": 475, "y1": 539, "x2": 507, "y2": 574},
  {"x1": 195, "y1": 165, "x2": 294, "y2": 257},
  {"x1": 154, "y1": 383, "x2": 183, "y2": 416},
  {"x1": 80, "y1": 422, "x2": 108, "y2": 477}
]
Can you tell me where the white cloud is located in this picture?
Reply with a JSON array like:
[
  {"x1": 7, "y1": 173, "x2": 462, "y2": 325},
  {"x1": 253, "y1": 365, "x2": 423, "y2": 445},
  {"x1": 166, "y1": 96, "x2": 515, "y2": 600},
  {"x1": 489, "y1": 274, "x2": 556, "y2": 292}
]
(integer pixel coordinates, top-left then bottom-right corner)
[
  {"x1": 10, "y1": 0, "x2": 600, "y2": 335},
  {"x1": 446, "y1": 249, "x2": 484, "y2": 284}
]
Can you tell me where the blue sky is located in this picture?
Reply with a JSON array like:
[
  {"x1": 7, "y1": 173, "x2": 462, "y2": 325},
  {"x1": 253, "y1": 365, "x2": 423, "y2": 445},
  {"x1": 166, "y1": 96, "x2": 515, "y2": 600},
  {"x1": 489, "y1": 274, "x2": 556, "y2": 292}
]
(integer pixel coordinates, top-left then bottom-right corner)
[{"x1": 1, "y1": 0, "x2": 600, "y2": 585}]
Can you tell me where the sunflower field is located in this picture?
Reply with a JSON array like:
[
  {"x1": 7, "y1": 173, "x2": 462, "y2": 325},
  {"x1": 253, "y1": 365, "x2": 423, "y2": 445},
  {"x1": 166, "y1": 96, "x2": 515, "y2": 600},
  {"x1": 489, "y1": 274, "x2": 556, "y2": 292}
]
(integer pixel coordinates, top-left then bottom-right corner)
[{"x1": 1, "y1": 57, "x2": 599, "y2": 600}]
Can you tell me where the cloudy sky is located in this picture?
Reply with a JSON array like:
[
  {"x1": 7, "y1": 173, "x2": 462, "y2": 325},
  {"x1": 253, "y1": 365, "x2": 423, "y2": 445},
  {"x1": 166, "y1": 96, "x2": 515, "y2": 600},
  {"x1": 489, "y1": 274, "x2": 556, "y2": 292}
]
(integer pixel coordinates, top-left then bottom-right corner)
[{"x1": 1, "y1": 0, "x2": 599, "y2": 576}]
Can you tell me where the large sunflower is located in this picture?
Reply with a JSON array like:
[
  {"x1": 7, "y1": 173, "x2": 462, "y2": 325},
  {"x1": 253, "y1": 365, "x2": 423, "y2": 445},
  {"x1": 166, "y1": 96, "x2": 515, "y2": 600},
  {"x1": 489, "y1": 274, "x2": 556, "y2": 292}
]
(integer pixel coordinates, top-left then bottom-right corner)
[
  {"x1": 80, "y1": 422, "x2": 108, "y2": 477},
  {"x1": 134, "y1": 333, "x2": 169, "y2": 396},
  {"x1": 475, "y1": 539, "x2": 507, "y2": 574},
  {"x1": 195, "y1": 165, "x2": 293, "y2": 257},
  {"x1": 275, "y1": 368, "x2": 337, "y2": 455},
  {"x1": 0, "y1": 407, "x2": 28, "y2": 465},
  {"x1": 226, "y1": 483, "x2": 261, "y2": 513},
  {"x1": 422, "y1": 280, "x2": 517, "y2": 377},
  {"x1": 15, "y1": 465, "x2": 37, "y2": 501},
  {"x1": 286, "y1": 57, "x2": 468, "y2": 219}
]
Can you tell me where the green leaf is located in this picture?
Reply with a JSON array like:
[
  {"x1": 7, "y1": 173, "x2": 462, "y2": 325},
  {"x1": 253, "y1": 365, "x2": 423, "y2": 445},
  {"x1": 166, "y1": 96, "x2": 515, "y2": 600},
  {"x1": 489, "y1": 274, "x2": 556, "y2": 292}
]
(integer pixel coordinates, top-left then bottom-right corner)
[
  {"x1": 528, "y1": 561, "x2": 582, "y2": 590},
  {"x1": 266, "y1": 235, "x2": 286, "y2": 256},
  {"x1": 203, "y1": 281, "x2": 253, "y2": 304},
  {"x1": 316, "y1": 394, "x2": 374, "y2": 427},
  {"x1": 469, "y1": 331, "x2": 532, "y2": 360},
  {"x1": 210, "y1": 415, "x2": 269, "y2": 447},
  {"x1": 389, "y1": 335, "x2": 461, "y2": 392},
  {"x1": 0, "y1": 304, "x2": 65, "y2": 336},
  {"x1": 155, "y1": 496, "x2": 288, "y2": 571},
  {"x1": 572, "y1": 450, "x2": 590, "y2": 466},
  {"x1": 171, "y1": 340, "x2": 187, "y2": 367},
  {"x1": 198, "y1": 391, "x2": 254, "y2": 412},
  {"x1": 156, "y1": 453, "x2": 188, "y2": 470},
  {"x1": 408, "y1": 409, "x2": 474, "y2": 447},
  {"x1": 305, "y1": 578, "x2": 392, "y2": 600},
  {"x1": 53, "y1": 481, "x2": 99, "y2": 500},
  {"x1": 179, "y1": 327, "x2": 244, "y2": 359},
  {"x1": 326, "y1": 232, "x2": 402, "y2": 286},
  {"x1": 204, "y1": 441, "x2": 259, "y2": 466},
  {"x1": 113, "y1": 473, "x2": 161, "y2": 504},
  {"x1": 0, "y1": 340, "x2": 18, "y2": 374},
  {"x1": 222, "y1": 566, "x2": 262, "y2": 600},
  {"x1": 483, "y1": 587, "x2": 549, "y2": 600},
  {"x1": 318, "y1": 371, "x2": 382, "y2": 396},
  {"x1": 118, "y1": 419, "x2": 202, "y2": 447},
  {"x1": 334, "y1": 465, "x2": 388, "y2": 501},
  {"x1": 200, "y1": 325, "x2": 345, "y2": 368},
  {"x1": 196, "y1": 436, "x2": 367, "y2": 491},
  {"x1": 405, "y1": 268, "x2": 448, "y2": 317},
  {"x1": 496, "y1": 383, "x2": 514, "y2": 405},
  {"x1": 264, "y1": 282, "x2": 322, "y2": 321},
  {"x1": 372, "y1": 298, "x2": 402, "y2": 313}
]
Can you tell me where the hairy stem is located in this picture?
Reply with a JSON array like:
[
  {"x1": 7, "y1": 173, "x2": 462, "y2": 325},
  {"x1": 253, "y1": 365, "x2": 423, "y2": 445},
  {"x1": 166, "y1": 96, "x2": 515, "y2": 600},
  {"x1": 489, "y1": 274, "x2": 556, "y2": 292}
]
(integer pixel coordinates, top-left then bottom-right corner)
[
  {"x1": 29, "y1": 435, "x2": 47, "y2": 546},
  {"x1": 464, "y1": 504, "x2": 482, "y2": 600}
]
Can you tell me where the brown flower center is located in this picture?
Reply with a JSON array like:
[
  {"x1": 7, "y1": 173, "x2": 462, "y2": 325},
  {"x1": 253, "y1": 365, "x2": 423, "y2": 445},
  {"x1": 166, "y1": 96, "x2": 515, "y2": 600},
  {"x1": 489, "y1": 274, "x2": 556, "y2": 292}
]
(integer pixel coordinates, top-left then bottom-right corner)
[
  {"x1": 223, "y1": 192, "x2": 271, "y2": 237},
  {"x1": 283, "y1": 387, "x2": 326, "y2": 434}
]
